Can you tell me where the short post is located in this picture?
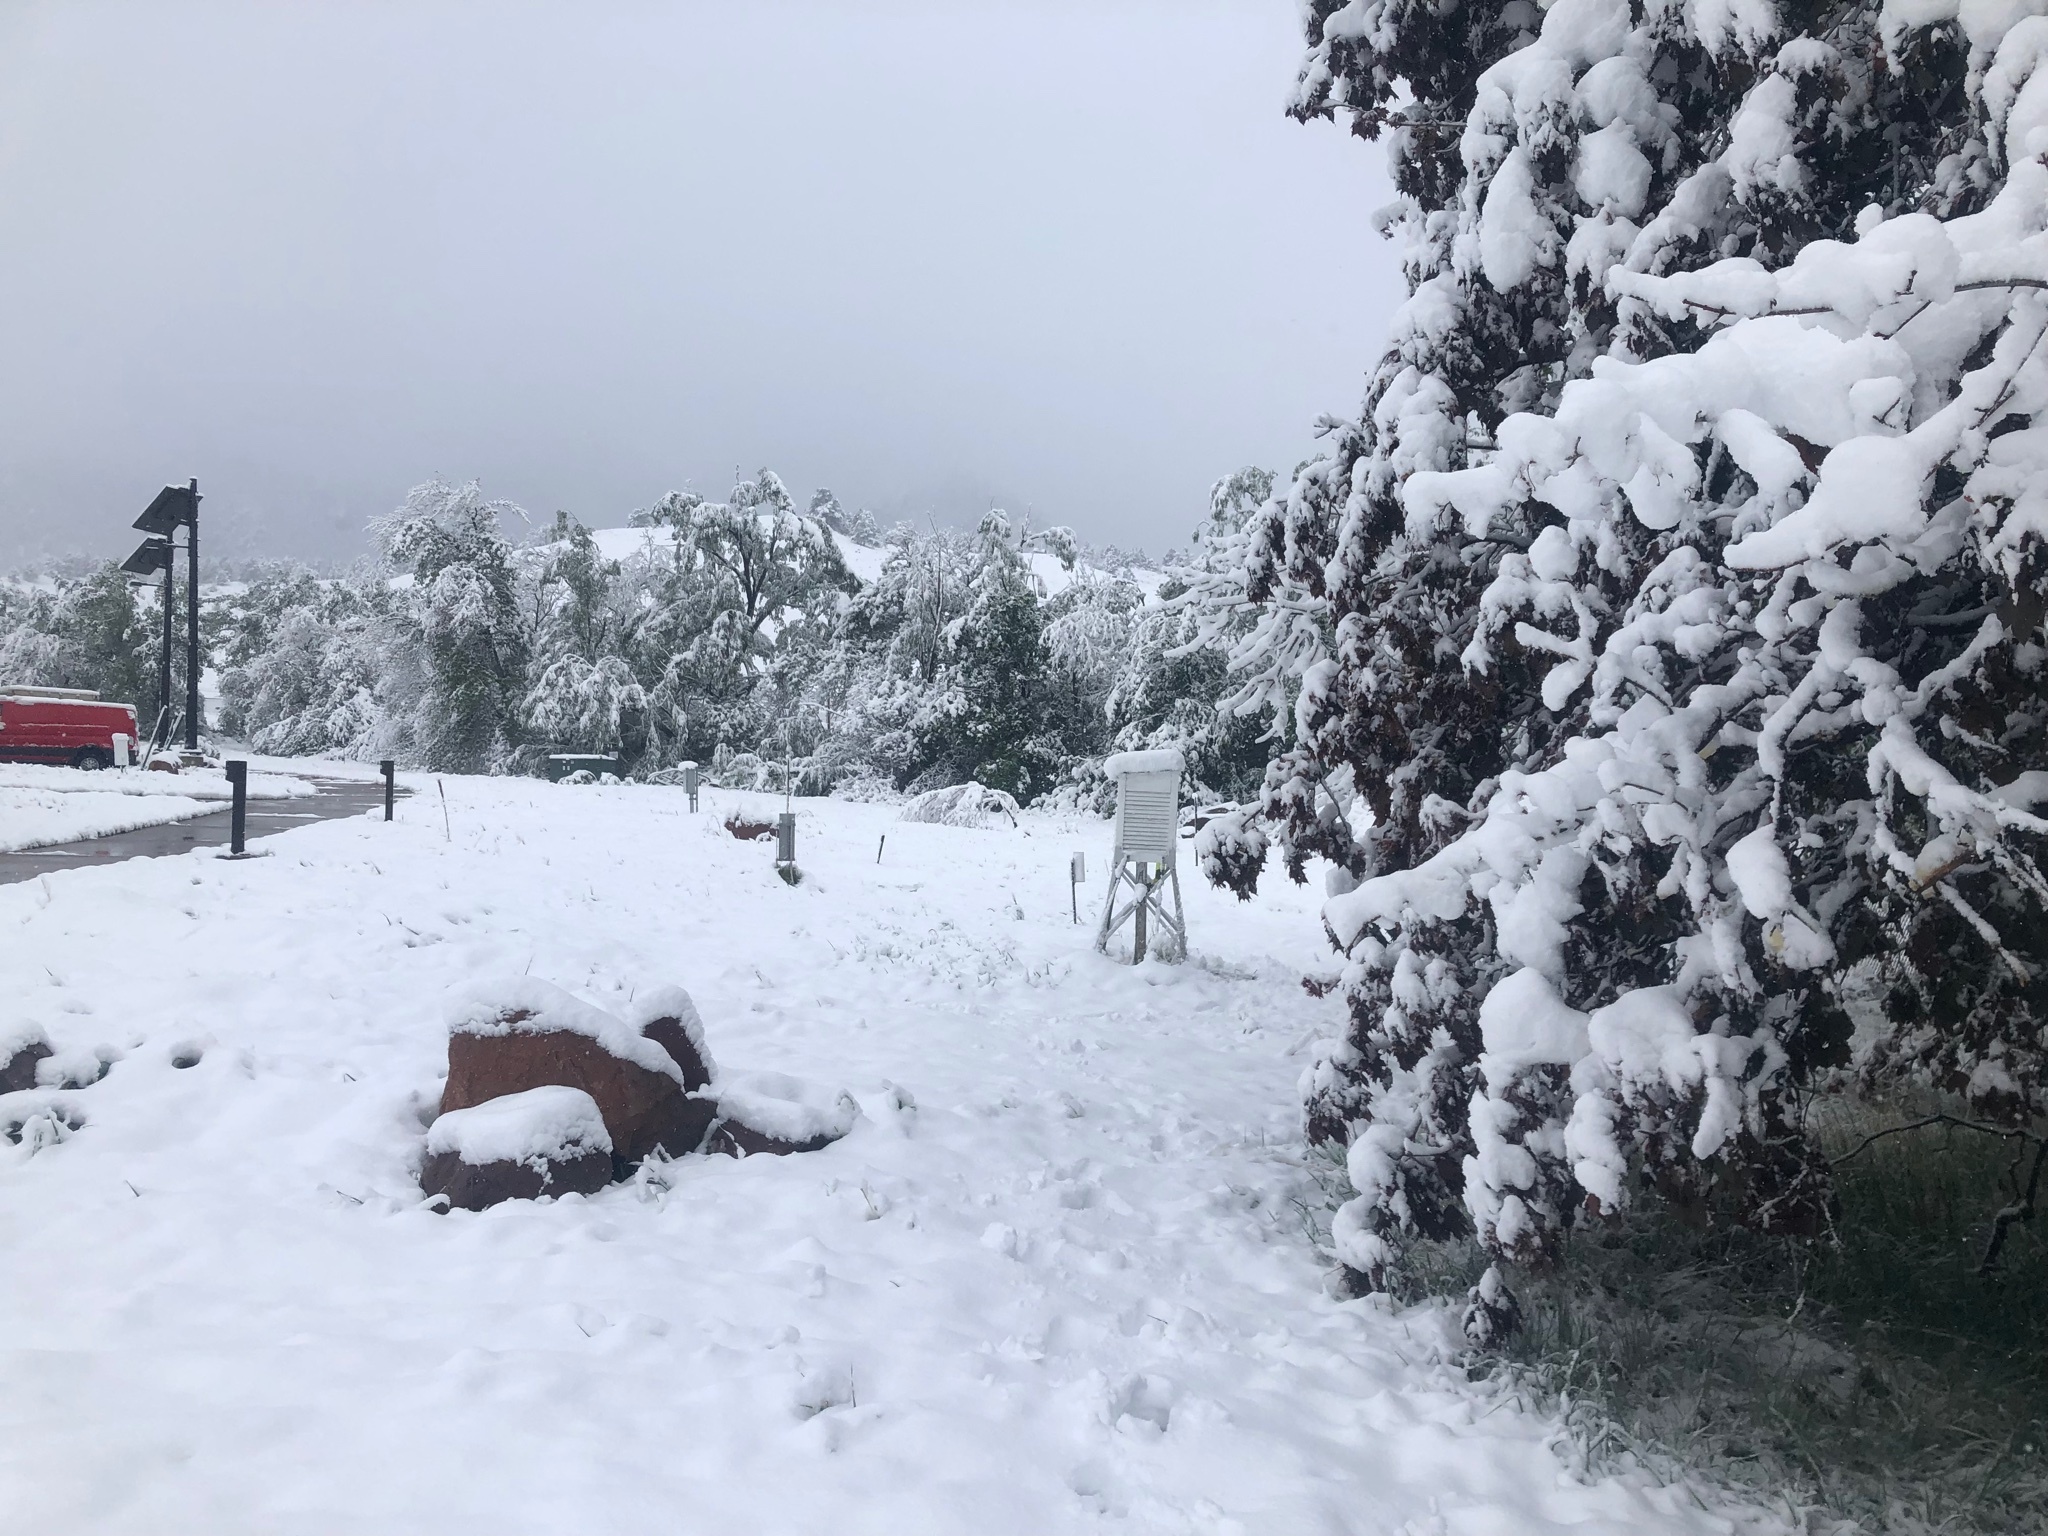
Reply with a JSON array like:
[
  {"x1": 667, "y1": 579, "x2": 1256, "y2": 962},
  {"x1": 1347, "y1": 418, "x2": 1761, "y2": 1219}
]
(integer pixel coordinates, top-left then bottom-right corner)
[
  {"x1": 1069, "y1": 851, "x2": 1085, "y2": 923},
  {"x1": 775, "y1": 811, "x2": 798, "y2": 885},
  {"x1": 682, "y1": 760, "x2": 701, "y2": 812},
  {"x1": 226, "y1": 759, "x2": 248, "y2": 855},
  {"x1": 380, "y1": 759, "x2": 395, "y2": 821}
]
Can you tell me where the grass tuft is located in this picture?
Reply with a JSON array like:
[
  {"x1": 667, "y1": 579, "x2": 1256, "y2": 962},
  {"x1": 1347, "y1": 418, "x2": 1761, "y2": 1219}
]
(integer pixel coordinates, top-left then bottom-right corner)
[{"x1": 1387, "y1": 1091, "x2": 2048, "y2": 1534}]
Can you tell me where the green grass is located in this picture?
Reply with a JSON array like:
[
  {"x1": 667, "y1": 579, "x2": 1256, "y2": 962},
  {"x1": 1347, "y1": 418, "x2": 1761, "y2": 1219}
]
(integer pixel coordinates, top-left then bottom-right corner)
[{"x1": 1390, "y1": 1093, "x2": 2048, "y2": 1534}]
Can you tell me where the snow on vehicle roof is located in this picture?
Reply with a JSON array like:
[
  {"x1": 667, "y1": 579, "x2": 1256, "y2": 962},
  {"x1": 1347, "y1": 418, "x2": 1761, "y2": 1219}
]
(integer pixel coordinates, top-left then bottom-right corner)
[{"x1": 1, "y1": 685, "x2": 104, "y2": 702}]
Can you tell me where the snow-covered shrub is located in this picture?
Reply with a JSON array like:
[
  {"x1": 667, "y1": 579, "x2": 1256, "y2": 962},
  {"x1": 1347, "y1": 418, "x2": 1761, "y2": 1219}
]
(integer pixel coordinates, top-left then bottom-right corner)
[
  {"x1": 899, "y1": 782, "x2": 1021, "y2": 828},
  {"x1": 1228, "y1": 0, "x2": 2048, "y2": 1314},
  {"x1": 1194, "y1": 809, "x2": 1268, "y2": 899},
  {"x1": 375, "y1": 479, "x2": 532, "y2": 773}
]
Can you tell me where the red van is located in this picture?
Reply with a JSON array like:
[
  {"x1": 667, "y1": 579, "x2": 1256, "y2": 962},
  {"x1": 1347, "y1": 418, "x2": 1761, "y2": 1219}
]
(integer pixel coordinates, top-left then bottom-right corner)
[{"x1": 0, "y1": 687, "x2": 141, "y2": 769}]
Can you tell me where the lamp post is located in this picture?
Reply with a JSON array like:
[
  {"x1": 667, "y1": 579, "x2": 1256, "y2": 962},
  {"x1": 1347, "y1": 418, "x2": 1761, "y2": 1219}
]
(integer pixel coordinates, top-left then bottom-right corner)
[
  {"x1": 130, "y1": 482, "x2": 200, "y2": 753},
  {"x1": 118, "y1": 534, "x2": 174, "y2": 751},
  {"x1": 184, "y1": 478, "x2": 199, "y2": 750}
]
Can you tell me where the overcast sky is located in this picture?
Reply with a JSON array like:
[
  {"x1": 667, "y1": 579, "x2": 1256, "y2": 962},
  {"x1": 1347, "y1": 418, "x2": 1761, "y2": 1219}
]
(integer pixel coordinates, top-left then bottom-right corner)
[{"x1": 0, "y1": 0, "x2": 1397, "y2": 567}]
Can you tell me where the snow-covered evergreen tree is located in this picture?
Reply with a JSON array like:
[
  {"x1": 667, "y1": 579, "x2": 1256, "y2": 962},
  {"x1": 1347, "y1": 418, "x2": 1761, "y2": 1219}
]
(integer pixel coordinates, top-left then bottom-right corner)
[
  {"x1": 0, "y1": 562, "x2": 160, "y2": 711},
  {"x1": 375, "y1": 479, "x2": 531, "y2": 773},
  {"x1": 909, "y1": 511, "x2": 1058, "y2": 798},
  {"x1": 1228, "y1": 0, "x2": 2048, "y2": 1319},
  {"x1": 214, "y1": 570, "x2": 382, "y2": 756}
]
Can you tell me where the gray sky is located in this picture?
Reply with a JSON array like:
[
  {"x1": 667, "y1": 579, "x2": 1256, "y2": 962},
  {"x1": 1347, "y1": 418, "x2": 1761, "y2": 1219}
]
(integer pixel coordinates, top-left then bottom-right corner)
[{"x1": 0, "y1": 0, "x2": 1397, "y2": 567}]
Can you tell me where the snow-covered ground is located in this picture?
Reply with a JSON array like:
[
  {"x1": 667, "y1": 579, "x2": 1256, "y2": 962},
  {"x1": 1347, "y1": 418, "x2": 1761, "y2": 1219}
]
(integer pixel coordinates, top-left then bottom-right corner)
[
  {"x1": 0, "y1": 776, "x2": 1777, "y2": 1535},
  {"x1": 0, "y1": 764, "x2": 312, "y2": 853}
]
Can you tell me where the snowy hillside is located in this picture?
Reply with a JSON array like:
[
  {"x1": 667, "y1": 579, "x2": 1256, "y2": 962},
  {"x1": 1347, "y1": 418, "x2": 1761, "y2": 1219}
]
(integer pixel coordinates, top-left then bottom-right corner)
[{"x1": 0, "y1": 779, "x2": 1776, "y2": 1534}]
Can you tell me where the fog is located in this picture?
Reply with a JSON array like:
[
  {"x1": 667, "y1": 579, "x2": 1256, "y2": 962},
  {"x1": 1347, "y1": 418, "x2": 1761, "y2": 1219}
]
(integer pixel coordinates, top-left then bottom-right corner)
[{"x1": 0, "y1": 0, "x2": 1396, "y2": 567}]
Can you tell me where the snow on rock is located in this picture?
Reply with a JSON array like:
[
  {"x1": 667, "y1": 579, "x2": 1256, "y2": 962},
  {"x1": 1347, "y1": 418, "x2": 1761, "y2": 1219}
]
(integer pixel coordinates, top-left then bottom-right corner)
[
  {"x1": 617, "y1": 984, "x2": 716, "y2": 1089},
  {"x1": 898, "y1": 782, "x2": 1020, "y2": 828},
  {"x1": 706, "y1": 1071, "x2": 860, "y2": 1157},
  {"x1": 420, "y1": 1086, "x2": 613, "y2": 1211},
  {"x1": 444, "y1": 978, "x2": 683, "y2": 1084},
  {"x1": 441, "y1": 979, "x2": 714, "y2": 1164},
  {"x1": 425, "y1": 1084, "x2": 612, "y2": 1166},
  {"x1": 0, "y1": 1020, "x2": 52, "y2": 1093}
]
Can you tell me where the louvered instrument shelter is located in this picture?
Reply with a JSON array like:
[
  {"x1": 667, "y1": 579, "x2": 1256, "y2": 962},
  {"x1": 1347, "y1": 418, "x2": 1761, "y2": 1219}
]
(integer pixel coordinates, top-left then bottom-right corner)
[{"x1": 1095, "y1": 748, "x2": 1186, "y2": 963}]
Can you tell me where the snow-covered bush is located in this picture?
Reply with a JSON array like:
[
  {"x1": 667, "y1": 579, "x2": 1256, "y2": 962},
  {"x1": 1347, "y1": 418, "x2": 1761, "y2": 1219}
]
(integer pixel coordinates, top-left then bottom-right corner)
[
  {"x1": 899, "y1": 782, "x2": 1021, "y2": 828},
  {"x1": 1221, "y1": 0, "x2": 2048, "y2": 1317}
]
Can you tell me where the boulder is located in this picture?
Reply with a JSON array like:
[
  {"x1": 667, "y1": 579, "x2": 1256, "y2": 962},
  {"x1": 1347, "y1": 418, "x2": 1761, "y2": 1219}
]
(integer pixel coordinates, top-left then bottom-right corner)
[
  {"x1": 421, "y1": 1085, "x2": 613, "y2": 1210},
  {"x1": 0, "y1": 1023, "x2": 52, "y2": 1095},
  {"x1": 706, "y1": 1071, "x2": 859, "y2": 1157},
  {"x1": 440, "y1": 979, "x2": 714, "y2": 1169},
  {"x1": 619, "y1": 985, "x2": 717, "y2": 1092}
]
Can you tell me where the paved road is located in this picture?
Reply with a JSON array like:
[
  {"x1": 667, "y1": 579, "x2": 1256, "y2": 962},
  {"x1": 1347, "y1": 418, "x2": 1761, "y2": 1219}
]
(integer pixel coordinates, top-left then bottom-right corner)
[{"x1": 0, "y1": 778, "x2": 399, "y2": 885}]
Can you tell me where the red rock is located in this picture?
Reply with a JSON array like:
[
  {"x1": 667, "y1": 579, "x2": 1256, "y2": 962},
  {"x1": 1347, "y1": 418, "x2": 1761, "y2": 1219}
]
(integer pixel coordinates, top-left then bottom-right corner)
[
  {"x1": 440, "y1": 981, "x2": 715, "y2": 1167},
  {"x1": 420, "y1": 1084, "x2": 615, "y2": 1210},
  {"x1": 421, "y1": 1144, "x2": 614, "y2": 1210},
  {"x1": 620, "y1": 985, "x2": 716, "y2": 1092},
  {"x1": 705, "y1": 1071, "x2": 858, "y2": 1158}
]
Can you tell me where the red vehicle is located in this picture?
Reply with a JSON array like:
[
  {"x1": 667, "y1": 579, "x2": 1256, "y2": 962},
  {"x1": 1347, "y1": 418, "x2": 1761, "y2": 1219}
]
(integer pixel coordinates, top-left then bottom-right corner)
[{"x1": 0, "y1": 686, "x2": 140, "y2": 770}]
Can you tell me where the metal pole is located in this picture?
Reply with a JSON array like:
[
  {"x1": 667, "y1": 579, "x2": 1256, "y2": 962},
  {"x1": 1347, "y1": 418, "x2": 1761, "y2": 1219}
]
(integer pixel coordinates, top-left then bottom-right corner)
[
  {"x1": 160, "y1": 548, "x2": 174, "y2": 737},
  {"x1": 381, "y1": 759, "x2": 395, "y2": 821},
  {"x1": 226, "y1": 759, "x2": 247, "y2": 854},
  {"x1": 184, "y1": 479, "x2": 201, "y2": 752}
]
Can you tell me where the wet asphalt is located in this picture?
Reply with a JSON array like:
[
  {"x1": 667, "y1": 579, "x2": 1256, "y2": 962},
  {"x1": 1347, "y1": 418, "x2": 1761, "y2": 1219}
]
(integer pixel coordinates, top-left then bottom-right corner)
[{"x1": 0, "y1": 777, "x2": 401, "y2": 886}]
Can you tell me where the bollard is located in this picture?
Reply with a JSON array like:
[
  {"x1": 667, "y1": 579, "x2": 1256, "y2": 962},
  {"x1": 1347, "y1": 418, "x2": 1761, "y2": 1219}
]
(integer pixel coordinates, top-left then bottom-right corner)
[
  {"x1": 381, "y1": 759, "x2": 395, "y2": 821},
  {"x1": 775, "y1": 812, "x2": 798, "y2": 885},
  {"x1": 226, "y1": 759, "x2": 248, "y2": 855},
  {"x1": 1070, "y1": 851, "x2": 1086, "y2": 923}
]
